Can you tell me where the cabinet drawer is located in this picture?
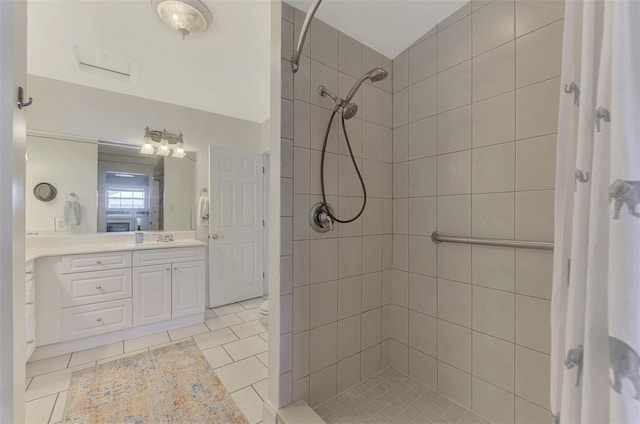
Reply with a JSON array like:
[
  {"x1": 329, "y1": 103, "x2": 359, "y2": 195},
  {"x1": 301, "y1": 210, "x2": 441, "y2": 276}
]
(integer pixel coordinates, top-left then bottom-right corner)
[
  {"x1": 62, "y1": 269, "x2": 132, "y2": 307},
  {"x1": 61, "y1": 251, "x2": 132, "y2": 274},
  {"x1": 133, "y1": 247, "x2": 205, "y2": 267},
  {"x1": 25, "y1": 261, "x2": 35, "y2": 283},
  {"x1": 62, "y1": 299, "x2": 132, "y2": 341}
]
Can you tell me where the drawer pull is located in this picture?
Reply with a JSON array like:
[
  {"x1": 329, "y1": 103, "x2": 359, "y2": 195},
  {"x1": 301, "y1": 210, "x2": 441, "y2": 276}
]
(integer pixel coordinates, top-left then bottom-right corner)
[
  {"x1": 25, "y1": 270, "x2": 33, "y2": 275},
  {"x1": 95, "y1": 260, "x2": 102, "y2": 264},
  {"x1": 174, "y1": 267, "x2": 178, "y2": 271},
  {"x1": 96, "y1": 317, "x2": 103, "y2": 322},
  {"x1": 26, "y1": 340, "x2": 34, "y2": 344},
  {"x1": 96, "y1": 285, "x2": 102, "y2": 290},
  {"x1": 166, "y1": 268, "x2": 171, "y2": 271},
  {"x1": 26, "y1": 301, "x2": 33, "y2": 305}
]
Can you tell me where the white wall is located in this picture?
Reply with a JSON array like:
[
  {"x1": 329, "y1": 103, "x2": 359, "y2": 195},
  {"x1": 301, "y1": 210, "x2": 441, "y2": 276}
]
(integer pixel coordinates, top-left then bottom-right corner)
[
  {"x1": 25, "y1": 75, "x2": 266, "y2": 224},
  {"x1": 26, "y1": 135, "x2": 97, "y2": 233}
]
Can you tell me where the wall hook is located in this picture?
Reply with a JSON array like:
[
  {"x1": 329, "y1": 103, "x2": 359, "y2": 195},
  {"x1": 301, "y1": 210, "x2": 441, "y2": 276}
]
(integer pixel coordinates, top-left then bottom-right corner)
[
  {"x1": 564, "y1": 82, "x2": 580, "y2": 106},
  {"x1": 17, "y1": 87, "x2": 33, "y2": 109}
]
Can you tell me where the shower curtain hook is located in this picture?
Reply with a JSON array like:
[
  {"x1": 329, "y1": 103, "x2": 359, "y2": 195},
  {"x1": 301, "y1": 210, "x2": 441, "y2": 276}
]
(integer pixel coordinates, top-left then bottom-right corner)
[{"x1": 564, "y1": 82, "x2": 580, "y2": 106}]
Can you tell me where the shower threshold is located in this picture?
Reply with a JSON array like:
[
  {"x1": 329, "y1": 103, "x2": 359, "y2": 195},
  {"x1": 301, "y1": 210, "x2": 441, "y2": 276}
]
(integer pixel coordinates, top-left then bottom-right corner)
[{"x1": 314, "y1": 367, "x2": 492, "y2": 424}]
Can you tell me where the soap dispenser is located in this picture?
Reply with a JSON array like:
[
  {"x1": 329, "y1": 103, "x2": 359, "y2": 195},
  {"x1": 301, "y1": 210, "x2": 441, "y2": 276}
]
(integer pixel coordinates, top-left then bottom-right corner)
[{"x1": 135, "y1": 225, "x2": 144, "y2": 244}]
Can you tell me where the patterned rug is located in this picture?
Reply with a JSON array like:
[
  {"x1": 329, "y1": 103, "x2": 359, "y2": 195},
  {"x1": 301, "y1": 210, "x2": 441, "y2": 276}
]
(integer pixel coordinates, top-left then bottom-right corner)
[{"x1": 62, "y1": 339, "x2": 248, "y2": 424}]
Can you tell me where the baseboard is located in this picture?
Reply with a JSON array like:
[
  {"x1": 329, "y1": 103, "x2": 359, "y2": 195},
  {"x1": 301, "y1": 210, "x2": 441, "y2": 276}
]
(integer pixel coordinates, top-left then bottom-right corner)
[{"x1": 277, "y1": 400, "x2": 325, "y2": 424}]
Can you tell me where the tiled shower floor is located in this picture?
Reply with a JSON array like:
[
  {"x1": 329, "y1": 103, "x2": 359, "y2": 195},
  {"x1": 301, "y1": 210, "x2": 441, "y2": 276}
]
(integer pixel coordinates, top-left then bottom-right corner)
[{"x1": 314, "y1": 368, "x2": 491, "y2": 424}]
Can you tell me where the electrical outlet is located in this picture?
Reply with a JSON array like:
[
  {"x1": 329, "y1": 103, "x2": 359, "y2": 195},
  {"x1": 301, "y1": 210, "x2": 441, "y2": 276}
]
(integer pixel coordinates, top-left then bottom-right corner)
[{"x1": 54, "y1": 217, "x2": 68, "y2": 232}]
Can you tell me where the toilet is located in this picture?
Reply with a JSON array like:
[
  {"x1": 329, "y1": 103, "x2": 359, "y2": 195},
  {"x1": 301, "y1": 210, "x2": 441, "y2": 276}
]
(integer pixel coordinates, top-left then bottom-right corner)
[{"x1": 258, "y1": 300, "x2": 269, "y2": 330}]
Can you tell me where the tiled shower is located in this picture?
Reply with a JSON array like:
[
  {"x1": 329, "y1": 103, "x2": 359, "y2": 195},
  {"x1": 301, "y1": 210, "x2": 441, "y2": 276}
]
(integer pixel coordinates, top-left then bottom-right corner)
[{"x1": 280, "y1": 1, "x2": 563, "y2": 422}]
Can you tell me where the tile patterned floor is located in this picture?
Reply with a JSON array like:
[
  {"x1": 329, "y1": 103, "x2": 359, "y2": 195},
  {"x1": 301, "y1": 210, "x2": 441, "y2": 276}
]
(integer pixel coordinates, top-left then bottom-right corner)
[
  {"x1": 24, "y1": 297, "x2": 268, "y2": 424},
  {"x1": 314, "y1": 368, "x2": 492, "y2": 424}
]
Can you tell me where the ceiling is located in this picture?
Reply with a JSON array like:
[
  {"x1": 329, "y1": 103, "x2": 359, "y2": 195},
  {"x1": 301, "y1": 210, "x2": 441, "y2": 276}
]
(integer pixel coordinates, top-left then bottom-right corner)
[
  {"x1": 285, "y1": 0, "x2": 467, "y2": 59},
  {"x1": 27, "y1": 0, "x2": 271, "y2": 123}
]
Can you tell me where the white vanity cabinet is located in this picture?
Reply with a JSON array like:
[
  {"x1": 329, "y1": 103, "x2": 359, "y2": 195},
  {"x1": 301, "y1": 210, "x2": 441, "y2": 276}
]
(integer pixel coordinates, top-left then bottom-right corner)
[{"x1": 34, "y1": 244, "x2": 206, "y2": 356}]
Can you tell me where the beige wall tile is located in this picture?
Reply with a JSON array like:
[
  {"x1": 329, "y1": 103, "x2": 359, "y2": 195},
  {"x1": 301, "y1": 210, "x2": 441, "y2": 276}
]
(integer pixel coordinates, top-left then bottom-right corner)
[
  {"x1": 409, "y1": 196, "x2": 437, "y2": 236},
  {"x1": 393, "y1": 125, "x2": 409, "y2": 163},
  {"x1": 472, "y1": 377, "x2": 515, "y2": 424},
  {"x1": 338, "y1": 32, "x2": 362, "y2": 79},
  {"x1": 393, "y1": 234, "x2": 409, "y2": 271},
  {"x1": 393, "y1": 50, "x2": 409, "y2": 93},
  {"x1": 293, "y1": 331, "x2": 310, "y2": 380},
  {"x1": 437, "y1": 61, "x2": 472, "y2": 113},
  {"x1": 472, "y1": 192, "x2": 515, "y2": 239},
  {"x1": 389, "y1": 339, "x2": 409, "y2": 374},
  {"x1": 310, "y1": 59, "x2": 338, "y2": 110},
  {"x1": 473, "y1": 0, "x2": 515, "y2": 55},
  {"x1": 515, "y1": 249, "x2": 553, "y2": 299},
  {"x1": 409, "y1": 116, "x2": 437, "y2": 160},
  {"x1": 409, "y1": 273, "x2": 438, "y2": 317},
  {"x1": 389, "y1": 304, "x2": 409, "y2": 344},
  {"x1": 515, "y1": 396, "x2": 552, "y2": 423},
  {"x1": 362, "y1": 272, "x2": 382, "y2": 311},
  {"x1": 362, "y1": 84, "x2": 383, "y2": 124},
  {"x1": 309, "y1": 364, "x2": 336, "y2": 407},
  {"x1": 361, "y1": 344, "x2": 382, "y2": 379},
  {"x1": 393, "y1": 161, "x2": 409, "y2": 198},
  {"x1": 472, "y1": 331, "x2": 515, "y2": 391},
  {"x1": 472, "y1": 92, "x2": 516, "y2": 148},
  {"x1": 408, "y1": 235, "x2": 437, "y2": 277},
  {"x1": 473, "y1": 286, "x2": 515, "y2": 341},
  {"x1": 516, "y1": 0, "x2": 565, "y2": 38},
  {"x1": 515, "y1": 77, "x2": 560, "y2": 139},
  {"x1": 409, "y1": 75, "x2": 438, "y2": 122},
  {"x1": 409, "y1": 157, "x2": 437, "y2": 197},
  {"x1": 393, "y1": 198, "x2": 409, "y2": 235},
  {"x1": 361, "y1": 308, "x2": 382, "y2": 349},
  {"x1": 410, "y1": 311, "x2": 438, "y2": 357},
  {"x1": 310, "y1": 19, "x2": 338, "y2": 69},
  {"x1": 472, "y1": 245, "x2": 515, "y2": 292},
  {"x1": 309, "y1": 323, "x2": 337, "y2": 374},
  {"x1": 516, "y1": 295, "x2": 551, "y2": 354},
  {"x1": 391, "y1": 269, "x2": 409, "y2": 307},
  {"x1": 515, "y1": 190, "x2": 554, "y2": 242},
  {"x1": 516, "y1": 135, "x2": 557, "y2": 191},
  {"x1": 438, "y1": 279, "x2": 472, "y2": 327},
  {"x1": 337, "y1": 354, "x2": 361, "y2": 393},
  {"x1": 310, "y1": 281, "x2": 338, "y2": 329},
  {"x1": 438, "y1": 106, "x2": 472, "y2": 155},
  {"x1": 409, "y1": 348, "x2": 438, "y2": 388},
  {"x1": 438, "y1": 2, "x2": 472, "y2": 31},
  {"x1": 473, "y1": 41, "x2": 515, "y2": 101},
  {"x1": 437, "y1": 243, "x2": 472, "y2": 283},
  {"x1": 515, "y1": 346, "x2": 551, "y2": 409},
  {"x1": 337, "y1": 276, "x2": 361, "y2": 320},
  {"x1": 293, "y1": 286, "x2": 310, "y2": 334},
  {"x1": 362, "y1": 235, "x2": 383, "y2": 273},
  {"x1": 409, "y1": 35, "x2": 437, "y2": 85},
  {"x1": 438, "y1": 361, "x2": 472, "y2": 408},
  {"x1": 438, "y1": 150, "x2": 472, "y2": 195},
  {"x1": 516, "y1": 20, "x2": 563, "y2": 88},
  {"x1": 310, "y1": 238, "x2": 338, "y2": 283},
  {"x1": 472, "y1": 142, "x2": 515, "y2": 193},
  {"x1": 438, "y1": 320, "x2": 472, "y2": 372},
  {"x1": 437, "y1": 195, "x2": 472, "y2": 236},
  {"x1": 393, "y1": 88, "x2": 409, "y2": 128},
  {"x1": 438, "y1": 16, "x2": 472, "y2": 72}
]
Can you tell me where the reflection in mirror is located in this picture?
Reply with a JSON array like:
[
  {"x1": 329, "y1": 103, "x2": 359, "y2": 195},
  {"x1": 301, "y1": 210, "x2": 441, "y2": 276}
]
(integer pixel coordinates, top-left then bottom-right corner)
[{"x1": 26, "y1": 134, "x2": 196, "y2": 234}]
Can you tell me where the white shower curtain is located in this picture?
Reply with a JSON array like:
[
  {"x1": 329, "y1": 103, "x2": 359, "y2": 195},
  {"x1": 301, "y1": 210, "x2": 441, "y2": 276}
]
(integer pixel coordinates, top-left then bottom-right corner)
[{"x1": 551, "y1": 1, "x2": 640, "y2": 423}]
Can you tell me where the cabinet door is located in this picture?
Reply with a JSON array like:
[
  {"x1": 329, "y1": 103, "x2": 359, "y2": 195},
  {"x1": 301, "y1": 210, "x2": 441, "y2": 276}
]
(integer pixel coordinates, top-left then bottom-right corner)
[
  {"x1": 133, "y1": 264, "x2": 172, "y2": 326},
  {"x1": 172, "y1": 261, "x2": 205, "y2": 318}
]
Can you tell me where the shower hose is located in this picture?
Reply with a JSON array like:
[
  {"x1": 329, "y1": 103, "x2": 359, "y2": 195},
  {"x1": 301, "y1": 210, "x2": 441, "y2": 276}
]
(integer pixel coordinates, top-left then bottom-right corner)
[{"x1": 320, "y1": 106, "x2": 367, "y2": 223}]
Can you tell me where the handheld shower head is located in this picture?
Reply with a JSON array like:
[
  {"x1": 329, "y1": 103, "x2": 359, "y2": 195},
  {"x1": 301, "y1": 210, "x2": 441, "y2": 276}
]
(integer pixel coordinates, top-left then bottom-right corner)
[
  {"x1": 342, "y1": 103, "x2": 359, "y2": 120},
  {"x1": 344, "y1": 68, "x2": 389, "y2": 103}
]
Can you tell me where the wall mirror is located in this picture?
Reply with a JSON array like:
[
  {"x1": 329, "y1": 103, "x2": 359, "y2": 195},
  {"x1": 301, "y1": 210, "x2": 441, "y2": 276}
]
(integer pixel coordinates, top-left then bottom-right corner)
[{"x1": 26, "y1": 133, "x2": 196, "y2": 234}]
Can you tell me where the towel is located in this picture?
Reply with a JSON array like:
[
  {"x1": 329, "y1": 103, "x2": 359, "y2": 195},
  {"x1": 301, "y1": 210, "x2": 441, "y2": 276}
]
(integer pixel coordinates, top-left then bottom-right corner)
[
  {"x1": 64, "y1": 200, "x2": 81, "y2": 226},
  {"x1": 198, "y1": 196, "x2": 209, "y2": 225}
]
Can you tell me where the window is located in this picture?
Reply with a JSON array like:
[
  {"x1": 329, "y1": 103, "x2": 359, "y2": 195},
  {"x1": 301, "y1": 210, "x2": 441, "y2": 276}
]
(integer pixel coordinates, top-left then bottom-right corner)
[{"x1": 107, "y1": 189, "x2": 146, "y2": 209}]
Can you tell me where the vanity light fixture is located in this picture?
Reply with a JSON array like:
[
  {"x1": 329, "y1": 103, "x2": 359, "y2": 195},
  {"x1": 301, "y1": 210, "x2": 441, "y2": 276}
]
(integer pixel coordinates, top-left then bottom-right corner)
[
  {"x1": 141, "y1": 126, "x2": 187, "y2": 158},
  {"x1": 152, "y1": 0, "x2": 212, "y2": 39}
]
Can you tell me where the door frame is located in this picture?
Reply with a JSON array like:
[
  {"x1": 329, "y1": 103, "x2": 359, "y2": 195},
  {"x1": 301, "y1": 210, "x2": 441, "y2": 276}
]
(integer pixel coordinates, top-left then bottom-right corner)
[
  {"x1": 0, "y1": 1, "x2": 27, "y2": 421},
  {"x1": 262, "y1": 151, "x2": 269, "y2": 296}
]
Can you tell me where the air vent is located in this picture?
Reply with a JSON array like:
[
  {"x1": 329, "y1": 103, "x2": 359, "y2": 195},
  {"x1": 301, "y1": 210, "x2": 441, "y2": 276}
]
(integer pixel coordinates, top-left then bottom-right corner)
[{"x1": 73, "y1": 45, "x2": 138, "y2": 83}]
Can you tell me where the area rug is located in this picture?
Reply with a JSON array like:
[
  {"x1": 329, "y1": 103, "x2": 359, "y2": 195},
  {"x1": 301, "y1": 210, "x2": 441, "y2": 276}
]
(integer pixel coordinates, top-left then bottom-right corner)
[{"x1": 62, "y1": 339, "x2": 248, "y2": 424}]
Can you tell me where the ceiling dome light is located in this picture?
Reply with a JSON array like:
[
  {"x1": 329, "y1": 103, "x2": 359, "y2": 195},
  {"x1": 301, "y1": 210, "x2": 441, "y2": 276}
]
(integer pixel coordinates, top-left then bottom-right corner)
[{"x1": 153, "y1": 0, "x2": 212, "y2": 39}]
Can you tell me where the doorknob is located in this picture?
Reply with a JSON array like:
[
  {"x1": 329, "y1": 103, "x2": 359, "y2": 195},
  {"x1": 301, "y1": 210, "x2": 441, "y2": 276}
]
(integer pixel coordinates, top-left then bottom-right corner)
[
  {"x1": 209, "y1": 234, "x2": 224, "y2": 240},
  {"x1": 17, "y1": 87, "x2": 33, "y2": 109}
]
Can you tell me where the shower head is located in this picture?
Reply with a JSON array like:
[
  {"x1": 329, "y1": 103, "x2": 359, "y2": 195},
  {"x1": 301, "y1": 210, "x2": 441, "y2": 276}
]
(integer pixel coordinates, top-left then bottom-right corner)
[
  {"x1": 344, "y1": 67, "x2": 389, "y2": 103},
  {"x1": 342, "y1": 102, "x2": 359, "y2": 120}
]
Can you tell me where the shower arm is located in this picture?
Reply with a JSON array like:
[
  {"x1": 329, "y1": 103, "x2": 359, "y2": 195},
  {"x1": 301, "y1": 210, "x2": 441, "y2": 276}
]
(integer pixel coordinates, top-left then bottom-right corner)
[{"x1": 290, "y1": 0, "x2": 323, "y2": 73}]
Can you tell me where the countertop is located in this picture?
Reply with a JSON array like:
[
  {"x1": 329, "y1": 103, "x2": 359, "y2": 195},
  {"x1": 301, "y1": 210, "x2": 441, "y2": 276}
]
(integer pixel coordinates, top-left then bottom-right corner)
[{"x1": 26, "y1": 239, "x2": 207, "y2": 262}]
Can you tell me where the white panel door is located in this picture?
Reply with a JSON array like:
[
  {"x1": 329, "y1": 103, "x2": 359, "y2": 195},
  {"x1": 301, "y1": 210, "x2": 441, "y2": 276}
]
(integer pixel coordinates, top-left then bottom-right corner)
[
  {"x1": 172, "y1": 260, "x2": 205, "y2": 317},
  {"x1": 209, "y1": 146, "x2": 264, "y2": 307},
  {"x1": 133, "y1": 265, "x2": 172, "y2": 326}
]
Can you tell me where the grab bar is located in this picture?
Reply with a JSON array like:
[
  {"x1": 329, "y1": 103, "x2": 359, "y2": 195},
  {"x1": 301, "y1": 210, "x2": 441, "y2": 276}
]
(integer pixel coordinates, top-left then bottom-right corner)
[
  {"x1": 431, "y1": 231, "x2": 553, "y2": 251},
  {"x1": 290, "y1": 0, "x2": 323, "y2": 73}
]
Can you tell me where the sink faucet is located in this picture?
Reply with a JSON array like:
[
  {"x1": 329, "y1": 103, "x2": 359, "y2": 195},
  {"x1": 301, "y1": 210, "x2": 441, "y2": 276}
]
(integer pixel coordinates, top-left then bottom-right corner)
[{"x1": 156, "y1": 233, "x2": 174, "y2": 242}]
